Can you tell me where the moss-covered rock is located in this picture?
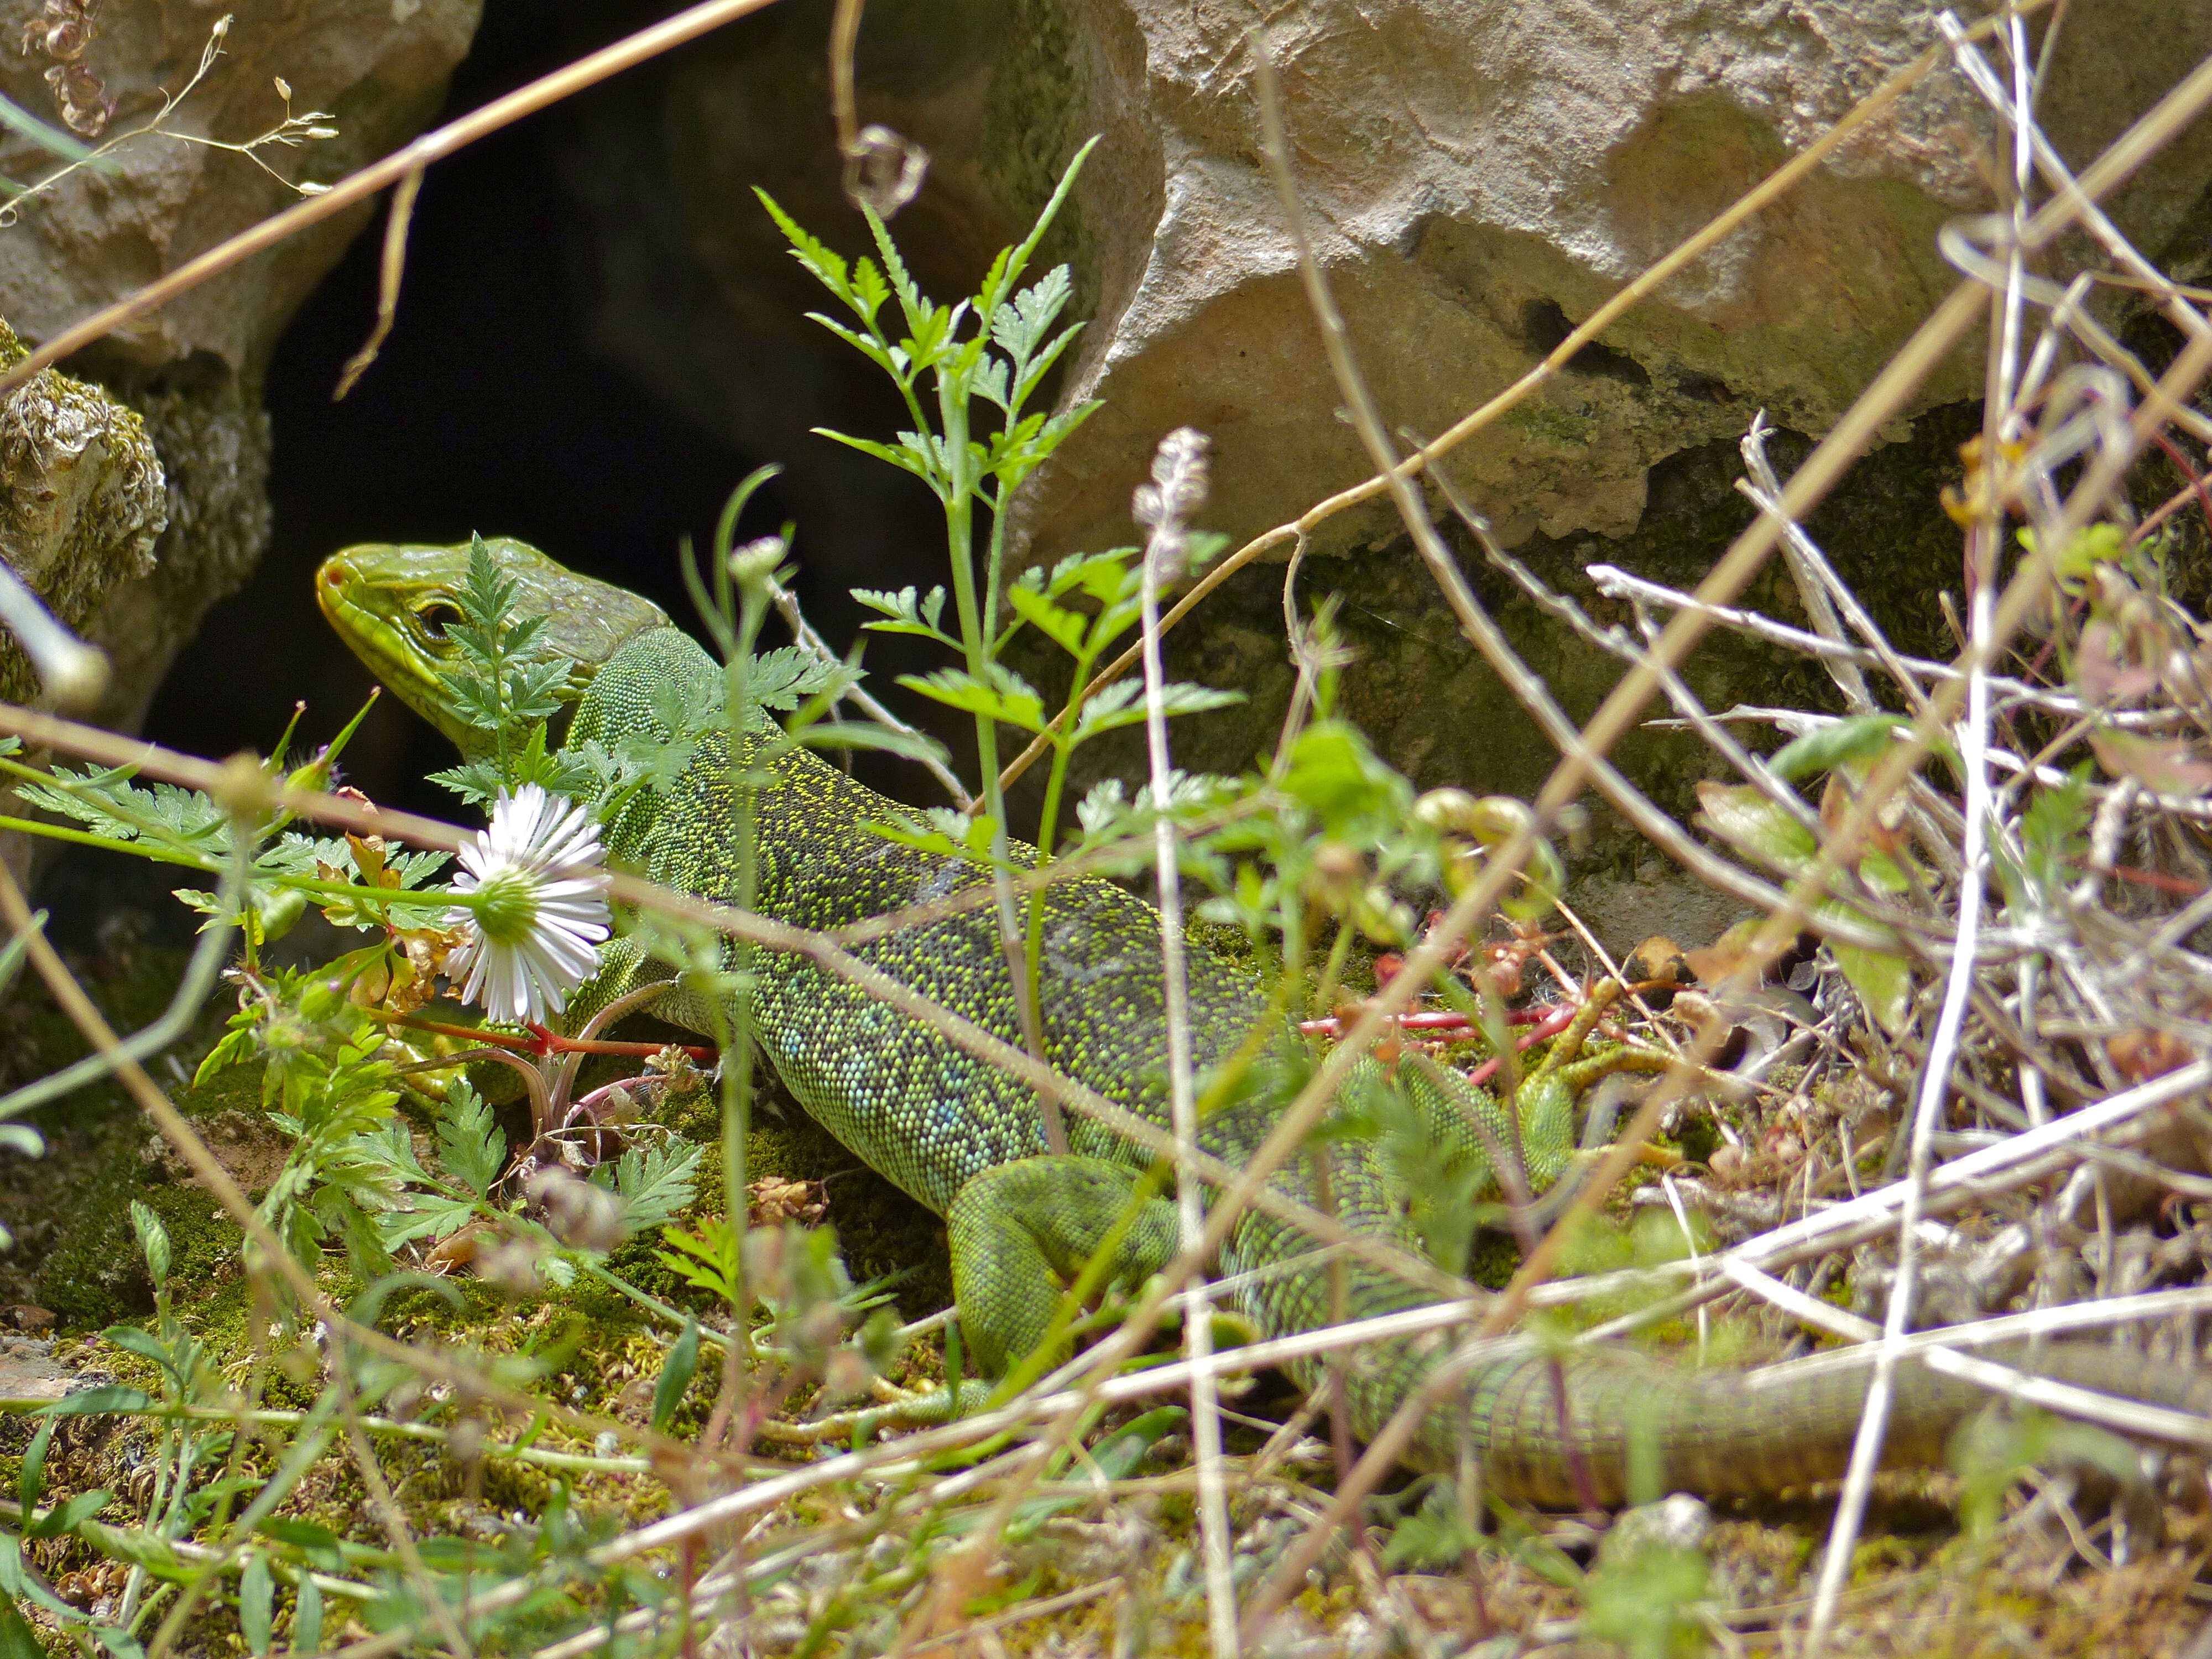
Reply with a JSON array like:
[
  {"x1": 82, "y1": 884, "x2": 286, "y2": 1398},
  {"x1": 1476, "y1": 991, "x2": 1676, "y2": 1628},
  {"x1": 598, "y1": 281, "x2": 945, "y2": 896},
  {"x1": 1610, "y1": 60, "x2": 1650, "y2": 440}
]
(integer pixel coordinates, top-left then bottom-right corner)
[{"x1": 0, "y1": 318, "x2": 165, "y2": 708}]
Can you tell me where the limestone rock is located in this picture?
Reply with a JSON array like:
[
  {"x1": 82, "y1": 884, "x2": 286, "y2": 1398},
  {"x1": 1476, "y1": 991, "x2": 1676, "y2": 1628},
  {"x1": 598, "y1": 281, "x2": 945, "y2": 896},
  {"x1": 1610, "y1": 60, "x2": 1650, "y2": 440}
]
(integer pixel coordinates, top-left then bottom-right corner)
[
  {"x1": 0, "y1": 1, "x2": 482, "y2": 381},
  {"x1": 558, "y1": 0, "x2": 2212, "y2": 570},
  {"x1": 0, "y1": 0, "x2": 480, "y2": 726},
  {"x1": 1025, "y1": 0, "x2": 2212, "y2": 561},
  {"x1": 86, "y1": 372, "x2": 270, "y2": 732}
]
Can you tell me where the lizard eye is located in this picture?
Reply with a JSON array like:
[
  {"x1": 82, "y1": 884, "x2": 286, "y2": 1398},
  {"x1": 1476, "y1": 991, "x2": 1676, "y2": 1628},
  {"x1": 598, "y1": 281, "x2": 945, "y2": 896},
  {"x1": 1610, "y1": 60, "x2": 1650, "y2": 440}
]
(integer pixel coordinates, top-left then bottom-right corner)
[{"x1": 414, "y1": 601, "x2": 462, "y2": 641}]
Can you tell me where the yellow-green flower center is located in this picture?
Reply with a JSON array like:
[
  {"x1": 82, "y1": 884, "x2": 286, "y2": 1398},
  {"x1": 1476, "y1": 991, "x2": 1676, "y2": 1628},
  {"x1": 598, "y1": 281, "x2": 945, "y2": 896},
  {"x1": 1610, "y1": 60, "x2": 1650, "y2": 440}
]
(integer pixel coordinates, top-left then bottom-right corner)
[{"x1": 469, "y1": 868, "x2": 540, "y2": 947}]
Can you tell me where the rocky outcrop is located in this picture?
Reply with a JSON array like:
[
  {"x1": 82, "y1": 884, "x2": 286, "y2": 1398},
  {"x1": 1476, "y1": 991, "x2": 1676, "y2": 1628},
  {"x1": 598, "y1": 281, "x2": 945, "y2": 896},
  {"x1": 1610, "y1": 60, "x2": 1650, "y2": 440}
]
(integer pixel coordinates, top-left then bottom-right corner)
[
  {"x1": 555, "y1": 0, "x2": 2212, "y2": 569},
  {"x1": 1023, "y1": 0, "x2": 2212, "y2": 561},
  {"x1": 0, "y1": 0, "x2": 481, "y2": 727}
]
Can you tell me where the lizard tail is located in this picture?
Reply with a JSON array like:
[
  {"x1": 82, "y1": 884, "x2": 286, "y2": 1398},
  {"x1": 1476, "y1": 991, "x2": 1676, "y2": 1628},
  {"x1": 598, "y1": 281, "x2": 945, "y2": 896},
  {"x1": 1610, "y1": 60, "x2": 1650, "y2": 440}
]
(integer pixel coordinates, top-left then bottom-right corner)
[{"x1": 1378, "y1": 1341, "x2": 2212, "y2": 1506}]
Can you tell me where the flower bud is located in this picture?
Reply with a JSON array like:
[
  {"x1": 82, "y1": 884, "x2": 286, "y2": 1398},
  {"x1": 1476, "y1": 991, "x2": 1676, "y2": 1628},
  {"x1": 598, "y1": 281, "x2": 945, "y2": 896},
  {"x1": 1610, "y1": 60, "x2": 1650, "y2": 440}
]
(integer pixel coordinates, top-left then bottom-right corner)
[{"x1": 1302, "y1": 840, "x2": 1365, "y2": 914}]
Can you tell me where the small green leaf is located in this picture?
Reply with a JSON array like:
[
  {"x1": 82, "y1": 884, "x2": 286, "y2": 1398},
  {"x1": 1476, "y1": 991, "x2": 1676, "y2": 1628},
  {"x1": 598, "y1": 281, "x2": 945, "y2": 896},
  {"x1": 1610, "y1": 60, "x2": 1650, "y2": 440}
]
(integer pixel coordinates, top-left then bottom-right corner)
[
  {"x1": 1381, "y1": 1483, "x2": 1486, "y2": 1572},
  {"x1": 259, "y1": 1517, "x2": 346, "y2": 1573},
  {"x1": 1951, "y1": 1405, "x2": 2142, "y2": 1536},
  {"x1": 746, "y1": 646, "x2": 847, "y2": 713},
  {"x1": 1767, "y1": 715, "x2": 1912, "y2": 783},
  {"x1": 239, "y1": 1549, "x2": 274, "y2": 1656},
  {"x1": 18, "y1": 1420, "x2": 51, "y2": 1514},
  {"x1": 897, "y1": 666, "x2": 1046, "y2": 733},
  {"x1": 0, "y1": 1530, "x2": 82, "y2": 1625},
  {"x1": 1005, "y1": 586, "x2": 1088, "y2": 656},
  {"x1": 1694, "y1": 781, "x2": 1817, "y2": 875},
  {"x1": 100, "y1": 1326, "x2": 173, "y2": 1375},
  {"x1": 0, "y1": 1594, "x2": 45, "y2": 1659},
  {"x1": 1074, "y1": 680, "x2": 1241, "y2": 739},
  {"x1": 609, "y1": 1141, "x2": 703, "y2": 1238},
  {"x1": 1997, "y1": 764, "x2": 2094, "y2": 914},
  {"x1": 0, "y1": 90, "x2": 103, "y2": 163},
  {"x1": 294, "y1": 1576, "x2": 323, "y2": 1653},
  {"x1": 658, "y1": 1217, "x2": 743, "y2": 1304},
  {"x1": 1282, "y1": 722, "x2": 1404, "y2": 830},
  {"x1": 2020, "y1": 520, "x2": 2128, "y2": 586},
  {"x1": 853, "y1": 584, "x2": 956, "y2": 646},
  {"x1": 651, "y1": 1318, "x2": 701, "y2": 1433},
  {"x1": 794, "y1": 722, "x2": 953, "y2": 768},
  {"x1": 1820, "y1": 905, "x2": 1913, "y2": 1036},
  {"x1": 26, "y1": 1490, "x2": 111, "y2": 1539},
  {"x1": 814, "y1": 428, "x2": 948, "y2": 493},
  {"x1": 755, "y1": 188, "x2": 856, "y2": 309},
  {"x1": 436, "y1": 1079, "x2": 505, "y2": 1200},
  {"x1": 35, "y1": 1386, "x2": 152, "y2": 1418}
]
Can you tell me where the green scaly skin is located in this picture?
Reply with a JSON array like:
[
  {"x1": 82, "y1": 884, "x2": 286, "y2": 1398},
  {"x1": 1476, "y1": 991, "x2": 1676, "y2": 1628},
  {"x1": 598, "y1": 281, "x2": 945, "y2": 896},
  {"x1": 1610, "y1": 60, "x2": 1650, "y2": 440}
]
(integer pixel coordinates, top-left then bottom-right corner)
[{"x1": 319, "y1": 540, "x2": 2212, "y2": 1506}]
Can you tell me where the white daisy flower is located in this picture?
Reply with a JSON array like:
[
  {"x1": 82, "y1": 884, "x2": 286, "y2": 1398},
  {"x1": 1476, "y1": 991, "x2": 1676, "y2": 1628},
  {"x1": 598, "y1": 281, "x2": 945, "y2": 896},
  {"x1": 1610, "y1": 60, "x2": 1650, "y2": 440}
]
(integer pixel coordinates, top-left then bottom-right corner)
[{"x1": 445, "y1": 785, "x2": 612, "y2": 1026}]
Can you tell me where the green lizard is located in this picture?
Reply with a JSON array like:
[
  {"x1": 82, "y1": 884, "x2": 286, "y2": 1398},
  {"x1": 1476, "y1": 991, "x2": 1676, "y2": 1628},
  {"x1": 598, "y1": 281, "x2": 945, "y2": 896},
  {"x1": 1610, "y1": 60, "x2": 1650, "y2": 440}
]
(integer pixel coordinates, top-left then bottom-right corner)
[{"x1": 319, "y1": 537, "x2": 2212, "y2": 1506}]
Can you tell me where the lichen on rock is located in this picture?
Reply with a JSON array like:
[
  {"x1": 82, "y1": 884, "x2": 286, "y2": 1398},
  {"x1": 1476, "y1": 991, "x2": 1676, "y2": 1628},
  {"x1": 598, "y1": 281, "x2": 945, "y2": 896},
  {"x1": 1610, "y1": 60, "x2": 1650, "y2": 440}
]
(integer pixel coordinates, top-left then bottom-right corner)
[{"x1": 0, "y1": 317, "x2": 166, "y2": 706}]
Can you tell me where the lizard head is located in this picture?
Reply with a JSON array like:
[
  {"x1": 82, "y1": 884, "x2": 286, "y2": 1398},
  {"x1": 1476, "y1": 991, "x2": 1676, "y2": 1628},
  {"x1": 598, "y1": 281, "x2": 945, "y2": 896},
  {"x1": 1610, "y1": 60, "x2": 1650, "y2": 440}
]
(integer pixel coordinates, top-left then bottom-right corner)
[{"x1": 316, "y1": 537, "x2": 671, "y2": 752}]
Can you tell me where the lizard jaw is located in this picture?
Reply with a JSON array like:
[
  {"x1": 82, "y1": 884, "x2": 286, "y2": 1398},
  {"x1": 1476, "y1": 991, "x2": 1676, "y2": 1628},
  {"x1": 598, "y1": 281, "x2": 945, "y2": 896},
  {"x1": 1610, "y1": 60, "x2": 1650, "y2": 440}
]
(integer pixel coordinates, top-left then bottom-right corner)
[{"x1": 315, "y1": 547, "x2": 473, "y2": 748}]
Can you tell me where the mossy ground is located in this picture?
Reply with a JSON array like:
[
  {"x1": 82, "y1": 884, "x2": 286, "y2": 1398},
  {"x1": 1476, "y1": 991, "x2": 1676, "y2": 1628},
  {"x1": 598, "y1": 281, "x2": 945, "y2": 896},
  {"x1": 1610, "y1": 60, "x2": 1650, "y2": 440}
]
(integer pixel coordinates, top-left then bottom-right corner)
[{"x1": 7, "y1": 945, "x2": 2210, "y2": 1654}]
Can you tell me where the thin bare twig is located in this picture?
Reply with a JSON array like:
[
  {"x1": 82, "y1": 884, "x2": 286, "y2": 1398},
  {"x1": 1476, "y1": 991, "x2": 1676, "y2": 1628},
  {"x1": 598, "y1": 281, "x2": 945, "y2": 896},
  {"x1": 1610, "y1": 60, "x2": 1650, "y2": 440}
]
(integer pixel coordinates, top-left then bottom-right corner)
[{"x1": 1133, "y1": 425, "x2": 1238, "y2": 1656}]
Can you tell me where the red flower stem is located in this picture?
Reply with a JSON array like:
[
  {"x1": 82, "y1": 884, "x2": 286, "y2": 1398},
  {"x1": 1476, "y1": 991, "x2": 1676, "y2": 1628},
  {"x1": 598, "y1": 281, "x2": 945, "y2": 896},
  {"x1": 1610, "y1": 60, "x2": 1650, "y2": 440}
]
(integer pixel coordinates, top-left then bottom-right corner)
[
  {"x1": 363, "y1": 1009, "x2": 716, "y2": 1062},
  {"x1": 2115, "y1": 864, "x2": 2205, "y2": 898},
  {"x1": 1464, "y1": 1005, "x2": 1577, "y2": 1089},
  {"x1": 526, "y1": 1024, "x2": 718, "y2": 1061}
]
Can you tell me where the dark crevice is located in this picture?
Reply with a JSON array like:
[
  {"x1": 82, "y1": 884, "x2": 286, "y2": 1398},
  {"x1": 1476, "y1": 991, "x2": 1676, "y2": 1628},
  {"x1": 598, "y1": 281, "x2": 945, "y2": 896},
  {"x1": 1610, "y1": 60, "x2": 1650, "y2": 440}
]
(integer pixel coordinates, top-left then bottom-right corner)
[
  {"x1": 1522, "y1": 298, "x2": 1651, "y2": 386},
  {"x1": 139, "y1": 2, "x2": 775, "y2": 823}
]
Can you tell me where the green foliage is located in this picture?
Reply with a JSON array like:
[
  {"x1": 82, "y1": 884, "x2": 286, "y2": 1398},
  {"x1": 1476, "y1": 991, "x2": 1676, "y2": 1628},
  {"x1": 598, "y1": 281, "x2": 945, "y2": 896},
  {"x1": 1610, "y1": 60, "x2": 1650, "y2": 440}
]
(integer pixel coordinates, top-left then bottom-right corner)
[
  {"x1": 204, "y1": 968, "x2": 411, "y2": 1281},
  {"x1": 3, "y1": 696, "x2": 449, "y2": 965},
  {"x1": 357, "y1": 1077, "x2": 507, "y2": 1252},
  {"x1": 658, "y1": 1213, "x2": 743, "y2": 1304},
  {"x1": 604, "y1": 1139, "x2": 703, "y2": 1237},
  {"x1": 15, "y1": 767, "x2": 227, "y2": 856},
  {"x1": 765, "y1": 145, "x2": 1128, "y2": 985},
  {"x1": 854, "y1": 582, "x2": 955, "y2": 648},
  {"x1": 761, "y1": 144, "x2": 1097, "y2": 523},
  {"x1": 1949, "y1": 1406, "x2": 2141, "y2": 1536},
  {"x1": 650, "y1": 1317, "x2": 702, "y2": 1432},
  {"x1": 1995, "y1": 762, "x2": 2093, "y2": 915},
  {"x1": 1693, "y1": 780, "x2": 1915, "y2": 1034},
  {"x1": 1186, "y1": 714, "x2": 1444, "y2": 969},
  {"x1": 1380, "y1": 1480, "x2": 1484, "y2": 1572},
  {"x1": 425, "y1": 532, "x2": 591, "y2": 805},
  {"x1": 199, "y1": 964, "x2": 691, "y2": 1285},
  {"x1": 1767, "y1": 714, "x2": 1916, "y2": 784},
  {"x1": 436, "y1": 1077, "x2": 506, "y2": 1199},
  {"x1": 1581, "y1": 1527, "x2": 1714, "y2": 1659},
  {"x1": 0, "y1": 1207, "x2": 259, "y2": 1657},
  {"x1": 238, "y1": 1549, "x2": 274, "y2": 1655},
  {"x1": 2020, "y1": 519, "x2": 2130, "y2": 589}
]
